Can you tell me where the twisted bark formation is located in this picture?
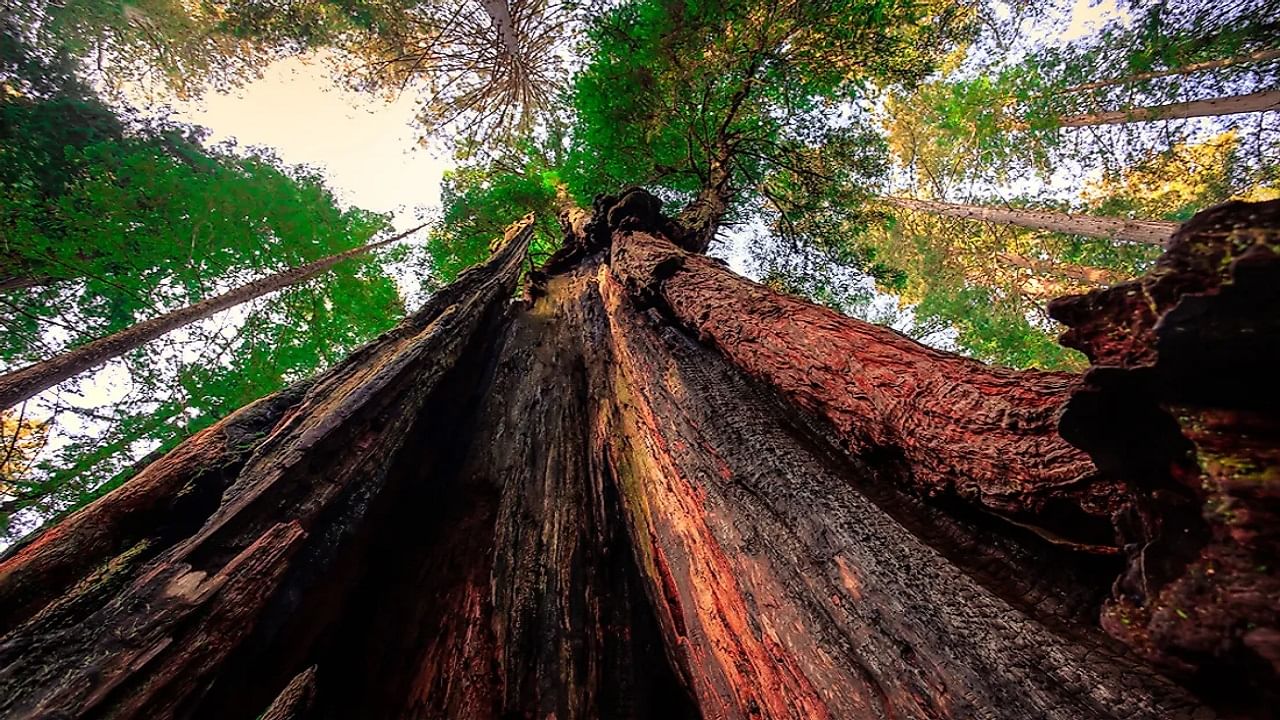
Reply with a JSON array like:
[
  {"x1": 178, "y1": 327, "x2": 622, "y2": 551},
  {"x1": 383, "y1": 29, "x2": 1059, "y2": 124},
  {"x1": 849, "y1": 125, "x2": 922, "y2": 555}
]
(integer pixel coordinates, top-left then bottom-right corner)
[{"x1": 1, "y1": 195, "x2": 1275, "y2": 718}]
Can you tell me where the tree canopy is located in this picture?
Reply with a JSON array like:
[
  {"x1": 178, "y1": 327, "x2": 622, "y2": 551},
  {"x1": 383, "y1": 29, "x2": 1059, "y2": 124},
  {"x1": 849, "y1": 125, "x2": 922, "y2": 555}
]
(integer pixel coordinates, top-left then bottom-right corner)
[{"x1": 3, "y1": 0, "x2": 1279, "y2": 538}]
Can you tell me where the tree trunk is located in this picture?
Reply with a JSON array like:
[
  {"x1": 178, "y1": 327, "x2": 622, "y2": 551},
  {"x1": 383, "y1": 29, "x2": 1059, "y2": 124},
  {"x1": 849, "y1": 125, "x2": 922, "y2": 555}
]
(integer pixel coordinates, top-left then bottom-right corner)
[
  {"x1": 674, "y1": 150, "x2": 734, "y2": 252},
  {"x1": 1, "y1": 195, "x2": 1275, "y2": 718},
  {"x1": 1049, "y1": 198, "x2": 1280, "y2": 707},
  {"x1": 0, "y1": 224, "x2": 425, "y2": 412},
  {"x1": 1058, "y1": 89, "x2": 1280, "y2": 127},
  {"x1": 884, "y1": 196, "x2": 1177, "y2": 245},
  {"x1": 1054, "y1": 47, "x2": 1280, "y2": 96},
  {"x1": 478, "y1": 0, "x2": 522, "y2": 60},
  {"x1": 0, "y1": 274, "x2": 54, "y2": 293},
  {"x1": 997, "y1": 251, "x2": 1119, "y2": 287}
]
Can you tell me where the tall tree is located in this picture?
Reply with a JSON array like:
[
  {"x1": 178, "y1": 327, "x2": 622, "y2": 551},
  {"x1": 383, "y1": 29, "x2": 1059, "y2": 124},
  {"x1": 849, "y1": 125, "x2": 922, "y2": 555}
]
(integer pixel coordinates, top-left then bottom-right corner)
[
  {"x1": 0, "y1": 224, "x2": 424, "y2": 413},
  {"x1": 0, "y1": 192, "x2": 1274, "y2": 718},
  {"x1": 0, "y1": 26, "x2": 409, "y2": 538},
  {"x1": 1053, "y1": 89, "x2": 1280, "y2": 127},
  {"x1": 882, "y1": 196, "x2": 1177, "y2": 244},
  {"x1": 2, "y1": 1, "x2": 1276, "y2": 717}
]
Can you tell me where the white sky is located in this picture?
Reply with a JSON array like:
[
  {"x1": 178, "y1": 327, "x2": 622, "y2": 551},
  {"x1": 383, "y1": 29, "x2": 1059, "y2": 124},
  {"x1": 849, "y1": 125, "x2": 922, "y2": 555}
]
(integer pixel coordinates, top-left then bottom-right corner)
[
  {"x1": 1, "y1": 0, "x2": 1143, "y2": 544},
  {"x1": 164, "y1": 55, "x2": 451, "y2": 232}
]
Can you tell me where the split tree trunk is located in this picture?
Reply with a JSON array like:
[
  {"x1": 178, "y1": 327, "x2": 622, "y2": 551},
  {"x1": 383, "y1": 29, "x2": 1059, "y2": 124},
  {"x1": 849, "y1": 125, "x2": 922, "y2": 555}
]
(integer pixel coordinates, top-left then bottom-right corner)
[
  {"x1": 0, "y1": 224, "x2": 424, "y2": 412},
  {"x1": 1, "y1": 195, "x2": 1275, "y2": 718},
  {"x1": 884, "y1": 196, "x2": 1177, "y2": 245},
  {"x1": 1058, "y1": 89, "x2": 1280, "y2": 126}
]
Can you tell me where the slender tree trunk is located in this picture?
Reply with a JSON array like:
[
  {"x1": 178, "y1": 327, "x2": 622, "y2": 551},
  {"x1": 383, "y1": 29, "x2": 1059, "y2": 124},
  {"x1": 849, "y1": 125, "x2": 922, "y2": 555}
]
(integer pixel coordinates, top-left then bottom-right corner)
[
  {"x1": 1058, "y1": 89, "x2": 1280, "y2": 126},
  {"x1": 0, "y1": 224, "x2": 424, "y2": 412},
  {"x1": 997, "y1": 251, "x2": 1119, "y2": 286},
  {"x1": 1055, "y1": 47, "x2": 1280, "y2": 96},
  {"x1": 884, "y1": 196, "x2": 1177, "y2": 245},
  {"x1": 0, "y1": 274, "x2": 54, "y2": 293},
  {"x1": 478, "y1": 0, "x2": 521, "y2": 59},
  {"x1": 1, "y1": 197, "x2": 1275, "y2": 718}
]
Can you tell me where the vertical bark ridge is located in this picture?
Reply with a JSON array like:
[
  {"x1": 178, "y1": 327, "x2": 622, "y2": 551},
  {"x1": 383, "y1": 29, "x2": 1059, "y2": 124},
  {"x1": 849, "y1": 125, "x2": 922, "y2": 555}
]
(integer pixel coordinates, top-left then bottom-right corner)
[
  {"x1": 609, "y1": 227, "x2": 1124, "y2": 548},
  {"x1": 591, "y1": 264, "x2": 1205, "y2": 719}
]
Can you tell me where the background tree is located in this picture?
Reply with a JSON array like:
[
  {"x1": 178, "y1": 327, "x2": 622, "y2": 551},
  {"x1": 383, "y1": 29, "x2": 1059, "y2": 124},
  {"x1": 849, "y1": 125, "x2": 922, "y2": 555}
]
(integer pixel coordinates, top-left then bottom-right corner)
[{"x1": 0, "y1": 25, "x2": 408, "y2": 540}]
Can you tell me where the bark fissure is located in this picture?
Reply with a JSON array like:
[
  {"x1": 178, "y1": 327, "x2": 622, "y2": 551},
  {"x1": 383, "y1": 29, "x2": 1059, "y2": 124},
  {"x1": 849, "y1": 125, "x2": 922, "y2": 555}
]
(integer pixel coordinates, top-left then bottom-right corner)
[{"x1": 1, "y1": 195, "x2": 1275, "y2": 718}]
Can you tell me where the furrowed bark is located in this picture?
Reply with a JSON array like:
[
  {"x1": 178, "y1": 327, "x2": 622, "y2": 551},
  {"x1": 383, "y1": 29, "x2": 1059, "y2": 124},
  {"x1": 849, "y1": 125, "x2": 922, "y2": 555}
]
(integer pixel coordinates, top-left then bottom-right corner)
[
  {"x1": 4, "y1": 194, "x2": 1270, "y2": 719},
  {"x1": 0, "y1": 220, "x2": 531, "y2": 719},
  {"x1": 885, "y1": 196, "x2": 1176, "y2": 245},
  {"x1": 0, "y1": 380, "x2": 311, "y2": 636},
  {"x1": 0, "y1": 224, "x2": 425, "y2": 412},
  {"x1": 1058, "y1": 89, "x2": 1280, "y2": 127},
  {"x1": 609, "y1": 225, "x2": 1124, "y2": 548},
  {"x1": 591, "y1": 259, "x2": 1204, "y2": 719},
  {"x1": 1049, "y1": 199, "x2": 1280, "y2": 706}
]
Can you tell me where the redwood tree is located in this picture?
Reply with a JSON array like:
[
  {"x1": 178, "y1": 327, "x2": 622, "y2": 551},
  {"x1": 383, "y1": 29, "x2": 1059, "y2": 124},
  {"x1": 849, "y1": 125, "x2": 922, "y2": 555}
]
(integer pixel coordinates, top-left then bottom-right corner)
[{"x1": 0, "y1": 194, "x2": 1276, "y2": 718}]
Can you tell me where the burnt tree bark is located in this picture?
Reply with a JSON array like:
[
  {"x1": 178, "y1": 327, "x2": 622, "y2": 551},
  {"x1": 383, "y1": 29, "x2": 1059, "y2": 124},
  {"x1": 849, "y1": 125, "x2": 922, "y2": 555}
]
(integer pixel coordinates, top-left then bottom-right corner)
[
  {"x1": 1050, "y1": 199, "x2": 1280, "y2": 711},
  {"x1": 0, "y1": 195, "x2": 1275, "y2": 719}
]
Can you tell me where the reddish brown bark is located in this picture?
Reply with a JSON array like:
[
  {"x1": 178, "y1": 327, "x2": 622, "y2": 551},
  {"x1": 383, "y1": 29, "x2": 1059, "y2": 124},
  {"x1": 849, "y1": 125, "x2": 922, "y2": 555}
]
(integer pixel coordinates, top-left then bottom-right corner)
[
  {"x1": 1049, "y1": 199, "x2": 1280, "y2": 704},
  {"x1": 2, "y1": 195, "x2": 1274, "y2": 718},
  {"x1": 0, "y1": 381, "x2": 311, "y2": 636},
  {"x1": 610, "y1": 225, "x2": 1123, "y2": 548},
  {"x1": 592, "y1": 264, "x2": 1197, "y2": 718}
]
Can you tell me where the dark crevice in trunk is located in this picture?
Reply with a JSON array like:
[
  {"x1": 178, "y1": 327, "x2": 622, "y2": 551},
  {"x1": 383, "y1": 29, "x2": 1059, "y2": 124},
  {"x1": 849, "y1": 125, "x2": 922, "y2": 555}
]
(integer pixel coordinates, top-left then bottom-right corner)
[
  {"x1": 616, "y1": 258, "x2": 1122, "y2": 639},
  {"x1": 191, "y1": 283, "x2": 518, "y2": 719}
]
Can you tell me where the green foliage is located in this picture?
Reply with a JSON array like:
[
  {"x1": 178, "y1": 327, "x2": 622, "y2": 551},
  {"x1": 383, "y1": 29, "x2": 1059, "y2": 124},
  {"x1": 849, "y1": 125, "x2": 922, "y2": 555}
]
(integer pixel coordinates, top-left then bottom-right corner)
[
  {"x1": 0, "y1": 34, "x2": 406, "y2": 539},
  {"x1": 425, "y1": 144, "x2": 565, "y2": 288},
  {"x1": 565, "y1": 0, "x2": 974, "y2": 213}
]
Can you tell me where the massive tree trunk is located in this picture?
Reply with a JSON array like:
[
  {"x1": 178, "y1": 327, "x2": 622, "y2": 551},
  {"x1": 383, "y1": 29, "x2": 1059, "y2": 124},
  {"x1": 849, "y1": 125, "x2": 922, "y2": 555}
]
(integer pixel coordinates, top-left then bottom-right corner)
[
  {"x1": 1058, "y1": 89, "x2": 1280, "y2": 127},
  {"x1": 0, "y1": 224, "x2": 424, "y2": 412},
  {"x1": 884, "y1": 196, "x2": 1177, "y2": 245},
  {"x1": 1, "y1": 194, "x2": 1275, "y2": 718}
]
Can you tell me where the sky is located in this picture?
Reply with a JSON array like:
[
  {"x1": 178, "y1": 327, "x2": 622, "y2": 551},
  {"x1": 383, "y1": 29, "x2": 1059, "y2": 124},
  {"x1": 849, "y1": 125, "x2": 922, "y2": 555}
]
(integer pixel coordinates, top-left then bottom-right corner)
[
  {"x1": 167, "y1": 55, "x2": 450, "y2": 232},
  {"x1": 0, "y1": 0, "x2": 1148, "y2": 544}
]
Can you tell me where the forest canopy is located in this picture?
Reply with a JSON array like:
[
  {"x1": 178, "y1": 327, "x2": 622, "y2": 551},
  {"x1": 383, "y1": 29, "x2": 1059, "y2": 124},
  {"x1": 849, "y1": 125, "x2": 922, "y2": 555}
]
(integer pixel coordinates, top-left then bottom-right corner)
[
  {"x1": 1, "y1": 0, "x2": 1278, "y2": 539},
  {"x1": 0, "y1": 1, "x2": 1278, "y2": 718}
]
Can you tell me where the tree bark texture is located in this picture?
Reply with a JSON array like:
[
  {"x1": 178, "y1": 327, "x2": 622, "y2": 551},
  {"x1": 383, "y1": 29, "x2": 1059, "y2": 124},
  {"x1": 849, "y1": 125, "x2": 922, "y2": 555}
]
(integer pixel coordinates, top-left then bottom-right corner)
[
  {"x1": 885, "y1": 196, "x2": 1177, "y2": 245},
  {"x1": 1058, "y1": 89, "x2": 1280, "y2": 127},
  {"x1": 2, "y1": 196, "x2": 1276, "y2": 718},
  {"x1": 0, "y1": 224, "x2": 425, "y2": 412},
  {"x1": 1050, "y1": 198, "x2": 1280, "y2": 711}
]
